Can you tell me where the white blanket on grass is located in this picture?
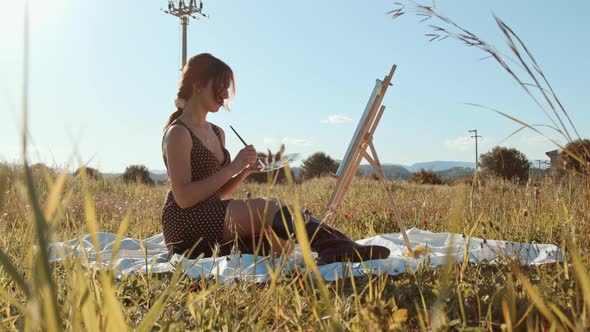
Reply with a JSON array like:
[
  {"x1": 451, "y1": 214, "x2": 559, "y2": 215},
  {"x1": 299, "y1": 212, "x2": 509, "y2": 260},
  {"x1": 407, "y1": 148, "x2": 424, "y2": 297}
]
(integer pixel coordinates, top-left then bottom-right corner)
[{"x1": 48, "y1": 228, "x2": 562, "y2": 282}]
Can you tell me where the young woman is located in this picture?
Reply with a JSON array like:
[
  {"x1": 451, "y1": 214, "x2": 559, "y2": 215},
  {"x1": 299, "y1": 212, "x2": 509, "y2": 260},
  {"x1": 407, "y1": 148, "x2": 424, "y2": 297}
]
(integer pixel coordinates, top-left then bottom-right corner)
[{"x1": 161, "y1": 53, "x2": 390, "y2": 264}]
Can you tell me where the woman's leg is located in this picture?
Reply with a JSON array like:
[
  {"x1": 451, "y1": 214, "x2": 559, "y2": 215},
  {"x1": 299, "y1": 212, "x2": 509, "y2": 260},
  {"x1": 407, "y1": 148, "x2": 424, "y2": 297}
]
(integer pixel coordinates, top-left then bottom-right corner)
[
  {"x1": 223, "y1": 199, "x2": 390, "y2": 263},
  {"x1": 222, "y1": 198, "x2": 282, "y2": 241},
  {"x1": 222, "y1": 198, "x2": 292, "y2": 255},
  {"x1": 269, "y1": 206, "x2": 391, "y2": 264}
]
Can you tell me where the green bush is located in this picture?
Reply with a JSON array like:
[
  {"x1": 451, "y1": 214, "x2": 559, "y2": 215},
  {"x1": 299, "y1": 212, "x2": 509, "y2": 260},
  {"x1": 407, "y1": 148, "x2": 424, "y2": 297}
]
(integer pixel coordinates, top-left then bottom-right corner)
[
  {"x1": 299, "y1": 152, "x2": 339, "y2": 180},
  {"x1": 122, "y1": 164, "x2": 154, "y2": 185},
  {"x1": 74, "y1": 166, "x2": 102, "y2": 179},
  {"x1": 409, "y1": 168, "x2": 443, "y2": 185},
  {"x1": 560, "y1": 138, "x2": 590, "y2": 174},
  {"x1": 480, "y1": 146, "x2": 530, "y2": 183}
]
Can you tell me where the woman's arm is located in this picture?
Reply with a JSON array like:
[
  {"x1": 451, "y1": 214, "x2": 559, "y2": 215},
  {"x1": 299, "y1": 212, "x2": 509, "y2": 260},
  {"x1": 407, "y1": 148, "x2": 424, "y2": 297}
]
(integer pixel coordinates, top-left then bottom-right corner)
[
  {"x1": 164, "y1": 125, "x2": 242, "y2": 209},
  {"x1": 216, "y1": 127, "x2": 259, "y2": 199},
  {"x1": 219, "y1": 169, "x2": 251, "y2": 199}
]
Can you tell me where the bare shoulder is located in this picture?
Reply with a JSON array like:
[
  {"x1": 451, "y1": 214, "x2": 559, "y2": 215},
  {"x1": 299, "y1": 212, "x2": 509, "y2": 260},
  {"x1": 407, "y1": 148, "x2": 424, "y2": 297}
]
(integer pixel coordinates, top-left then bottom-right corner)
[{"x1": 164, "y1": 124, "x2": 192, "y2": 149}]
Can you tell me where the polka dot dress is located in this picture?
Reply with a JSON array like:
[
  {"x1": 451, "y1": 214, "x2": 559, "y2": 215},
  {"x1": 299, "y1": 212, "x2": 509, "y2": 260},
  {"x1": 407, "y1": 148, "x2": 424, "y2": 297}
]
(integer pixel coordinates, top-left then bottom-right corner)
[{"x1": 161, "y1": 119, "x2": 232, "y2": 258}]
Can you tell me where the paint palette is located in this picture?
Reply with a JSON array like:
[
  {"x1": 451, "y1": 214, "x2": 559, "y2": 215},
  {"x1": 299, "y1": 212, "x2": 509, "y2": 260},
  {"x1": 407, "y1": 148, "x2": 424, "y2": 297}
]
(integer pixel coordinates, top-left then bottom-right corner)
[{"x1": 259, "y1": 153, "x2": 300, "y2": 172}]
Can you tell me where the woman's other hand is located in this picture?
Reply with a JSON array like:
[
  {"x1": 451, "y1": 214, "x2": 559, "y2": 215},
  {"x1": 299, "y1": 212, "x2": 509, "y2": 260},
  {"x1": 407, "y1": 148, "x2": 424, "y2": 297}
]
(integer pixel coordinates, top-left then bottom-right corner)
[
  {"x1": 230, "y1": 145, "x2": 258, "y2": 173},
  {"x1": 244, "y1": 158, "x2": 265, "y2": 174}
]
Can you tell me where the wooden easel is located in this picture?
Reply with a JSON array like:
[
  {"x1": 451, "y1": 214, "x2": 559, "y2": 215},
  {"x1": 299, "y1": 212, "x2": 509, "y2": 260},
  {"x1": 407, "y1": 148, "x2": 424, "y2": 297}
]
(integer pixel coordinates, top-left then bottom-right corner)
[{"x1": 323, "y1": 64, "x2": 413, "y2": 255}]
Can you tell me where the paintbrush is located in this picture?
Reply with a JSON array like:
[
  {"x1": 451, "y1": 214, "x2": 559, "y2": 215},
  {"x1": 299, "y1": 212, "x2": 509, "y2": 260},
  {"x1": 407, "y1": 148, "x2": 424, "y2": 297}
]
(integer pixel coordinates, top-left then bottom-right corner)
[
  {"x1": 229, "y1": 125, "x2": 248, "y2": 147},
  {"x1": 229, "y1": 125, "x2": 265, "y2": 170}
]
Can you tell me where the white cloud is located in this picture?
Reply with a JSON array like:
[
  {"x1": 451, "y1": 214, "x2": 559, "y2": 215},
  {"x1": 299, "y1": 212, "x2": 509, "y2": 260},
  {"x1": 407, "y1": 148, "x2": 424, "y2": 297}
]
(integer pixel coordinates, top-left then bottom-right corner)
[
  {"x1": 263, "y1": 137, "x2": 313, "y2": 147},
  {"x1": 519, "y1": 133, "x2": 562, "y2": 147},
  {"x1": 263, "y1": 137, "x2": 276, "y2": 145},
  {"x1": 443, "y1": 132, "x2": 562, "y2": 161},
  {"x1": 443, "y1": 136, "x2": 472, "y2": 151},
  {"x1": 281, "y1": 137, "x2": 313, "y2": 146},
  {"x1": 514, "y1": 134, "x2": 563, "y2": 159},
  {"x1": 444, "y1": 136, "x2": 497, "y2": 152},
  {"x1": 320, "y1": 114, "x2": 353, "y2": 124}
]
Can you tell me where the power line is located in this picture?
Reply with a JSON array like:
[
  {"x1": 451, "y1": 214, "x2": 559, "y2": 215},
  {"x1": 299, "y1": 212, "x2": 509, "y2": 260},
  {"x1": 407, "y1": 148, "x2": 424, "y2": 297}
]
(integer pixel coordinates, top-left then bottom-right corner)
[
  {"x1": 534, "y1": 159, "x2": 549, "y2": 169},
  {"x1": 162, "y1": 0, "x2": 208, "y2": 69},
  {"x1": 468, "y1": 129, "x2": 482, "y2": 171}
]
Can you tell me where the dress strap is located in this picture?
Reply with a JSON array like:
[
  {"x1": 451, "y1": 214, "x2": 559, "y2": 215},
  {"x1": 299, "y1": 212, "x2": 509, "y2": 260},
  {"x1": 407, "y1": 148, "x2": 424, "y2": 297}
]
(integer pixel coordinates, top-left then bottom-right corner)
[
  {"x1": 211, "y1": 124, "x2": 222, "y2": 141},
  {"x1": 212, "y1": 124, "x2": 229, "y2": 151}
]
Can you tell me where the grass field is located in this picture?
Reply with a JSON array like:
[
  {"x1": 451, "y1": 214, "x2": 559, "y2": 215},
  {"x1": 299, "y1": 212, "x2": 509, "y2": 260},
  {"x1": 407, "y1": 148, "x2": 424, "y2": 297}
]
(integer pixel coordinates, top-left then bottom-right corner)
[
  {"x1": 2, "y1": 1, "x2": 586, "y2": 330},
  {"x1": 0, "y1": 163, "x2": 588, "y2": 331}
]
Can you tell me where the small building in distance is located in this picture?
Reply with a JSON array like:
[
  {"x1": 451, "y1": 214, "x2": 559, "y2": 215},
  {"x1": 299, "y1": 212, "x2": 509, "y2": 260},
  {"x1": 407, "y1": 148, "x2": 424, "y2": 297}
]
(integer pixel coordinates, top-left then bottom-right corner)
[{"x1": 545, "y1": 149, "x2": 562, "y2": 174}]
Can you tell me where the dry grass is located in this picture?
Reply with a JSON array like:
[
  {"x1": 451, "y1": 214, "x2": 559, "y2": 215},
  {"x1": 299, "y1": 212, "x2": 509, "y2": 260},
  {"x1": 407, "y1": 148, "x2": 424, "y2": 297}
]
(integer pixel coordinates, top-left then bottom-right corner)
[
  {"x1": 1, "y1": 164, "x2": 589, "y2": 330},
  {"x1": 2, "y1": 1, "x2": 588, "y2": 330}
]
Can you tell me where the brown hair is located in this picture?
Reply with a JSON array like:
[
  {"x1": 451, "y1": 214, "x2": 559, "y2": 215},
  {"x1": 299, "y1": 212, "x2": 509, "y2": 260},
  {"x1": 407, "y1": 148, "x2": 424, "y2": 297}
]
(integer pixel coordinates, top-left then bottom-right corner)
[{"x1": 164, "y1": 53, "x2": 235, "y2": 130}]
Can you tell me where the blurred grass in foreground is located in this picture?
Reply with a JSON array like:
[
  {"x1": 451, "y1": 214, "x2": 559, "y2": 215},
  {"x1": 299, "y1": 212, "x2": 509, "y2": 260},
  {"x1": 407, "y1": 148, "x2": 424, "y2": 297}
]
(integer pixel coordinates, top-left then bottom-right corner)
[
  {"x1": 1, "y1": 1, "x2": 588, "y2": 329},
  {"x1": 0, "y1": 164, "x2": 589, "y2": 330}
]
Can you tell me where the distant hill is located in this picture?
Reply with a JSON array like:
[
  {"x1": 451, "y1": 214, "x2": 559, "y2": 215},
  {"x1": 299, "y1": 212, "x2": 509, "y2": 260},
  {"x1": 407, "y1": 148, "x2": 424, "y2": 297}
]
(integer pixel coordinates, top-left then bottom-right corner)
[
  {"x1": 101, "y1": 170, "x2": 169, "y2": 183},
  {"x1": 357, "y1": 164, "x2": 412, "y2": 180},
  {"x1": 150, "y1": 171, "x2": 169, "y2": 182},
  {"x1": 102, "y1": 161, "x2": 474, "y2": 183},
  {"x1": 356, "y1": 164, "x2": 473, "y2": 181},
  {"x1": 435, "y1": 167, "x2": 475, "y2": 182},
  {"x1": 406, "y1": 161, "x2": 475, "y2": 172}
]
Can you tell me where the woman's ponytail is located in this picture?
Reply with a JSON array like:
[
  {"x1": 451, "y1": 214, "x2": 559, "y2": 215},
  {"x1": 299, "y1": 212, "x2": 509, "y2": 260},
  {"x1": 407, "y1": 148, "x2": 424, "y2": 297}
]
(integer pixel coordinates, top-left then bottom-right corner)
[
  {"x1": 164, "y1": 108, "x2": 183, "y2": 131},
  {"x1": 163, "y1": 80, "x2": 190, "y2": 131}
]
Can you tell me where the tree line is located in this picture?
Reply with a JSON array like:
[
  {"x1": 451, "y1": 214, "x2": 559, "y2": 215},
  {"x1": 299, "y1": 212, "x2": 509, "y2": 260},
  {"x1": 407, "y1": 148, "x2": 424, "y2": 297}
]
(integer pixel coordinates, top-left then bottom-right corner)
[{"x1": 62, "y1": 138, "x2": 589, "y2": 186}]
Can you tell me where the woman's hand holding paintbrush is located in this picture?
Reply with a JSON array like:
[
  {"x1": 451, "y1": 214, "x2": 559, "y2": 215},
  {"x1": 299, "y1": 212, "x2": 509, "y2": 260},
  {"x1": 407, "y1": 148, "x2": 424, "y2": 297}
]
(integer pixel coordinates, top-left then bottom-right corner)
[{"x1": 229, "y1": 125, "x2": 265, "y2": 173}]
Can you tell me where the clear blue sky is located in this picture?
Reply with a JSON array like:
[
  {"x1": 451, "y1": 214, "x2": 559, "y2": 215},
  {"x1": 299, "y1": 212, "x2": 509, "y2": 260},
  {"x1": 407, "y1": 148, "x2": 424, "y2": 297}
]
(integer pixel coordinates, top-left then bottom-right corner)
[{"x1": 1, "y1": 0, "x2": 589, "y2": 173}]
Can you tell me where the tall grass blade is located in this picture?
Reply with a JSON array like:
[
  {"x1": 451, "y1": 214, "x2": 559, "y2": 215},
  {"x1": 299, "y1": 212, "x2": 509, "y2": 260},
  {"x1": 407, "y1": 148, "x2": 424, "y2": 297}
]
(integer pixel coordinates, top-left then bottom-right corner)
[
  {"x1": 106, "y1": 212, "x2": 131, "y2": 271},
  {"x1": 465, "y1": 103, "x2": 571, "y2": 151},
  {"x1": 0, "y1": 249, "x2": 29, "y2": 297},
  {"x1": 546, "y1": 303, "x2": 574, "y2": 330},
  {"x1": 43, "y1": 170, "x2": 68, "y2": 221},
  {"x1": 0, "y1": 284, "x2": 26, "y2": 314},
  {"x1": 19, "y1": 1, "x2": 64, "y2": 328},
  {"x1": 493, "y1": 16, "x2": 570, "y2": 141},
  {"x1": 74, "y1": 263, "x2": 100, "y2": 331},
  {"x1": 513, "y1": 265, "x2": 564, "y2": 332},
  {"x1": 506, "y1": 272, "x2": 517, "y2": 327},
  {"x1": 0, "y1": 167, "x2": 7, "y2": 206},
  {"x1": 284, "y1": 165, "x2": 341, "y2": 331},
  {"x1": 23, "y1": 161, "x2": 63, "y2": 331},
  {"x1": 81, "y1": 172, "x2": 100, "y2": 250},
  {"x1": 391, "y1": 2, "x2": 583, "y2": 153},
  {"x1": 135, "y1": 267, "x2": 183, "y2": 332},
  {"x1": 568, "y1": 239, "x2": 590, "y2": 313},
  {"x1": 100, "y1": 272, "x2": 128, "y2": 330},
  {"x1": 501, "y1": 299, "x2": 513, "y2": 332},
  {"x1": 493, "y1": 15, "x2": 580, "y2": 141}
]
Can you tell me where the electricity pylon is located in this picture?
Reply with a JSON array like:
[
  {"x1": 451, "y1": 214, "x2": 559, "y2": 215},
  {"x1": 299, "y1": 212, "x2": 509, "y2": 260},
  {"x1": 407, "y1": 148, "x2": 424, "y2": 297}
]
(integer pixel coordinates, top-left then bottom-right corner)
[
  {"x1": 469, "y1": 129, "x2": 482, "y2": 171},
  {"x1": 162, "y1": 0, "x2": 208, "y2": 68}
]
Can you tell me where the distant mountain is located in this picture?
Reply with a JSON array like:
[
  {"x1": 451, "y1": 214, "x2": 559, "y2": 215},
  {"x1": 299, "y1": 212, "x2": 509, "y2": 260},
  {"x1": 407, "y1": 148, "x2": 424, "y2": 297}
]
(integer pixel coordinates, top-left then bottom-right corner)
[
  {"x1": 357, "y1": 164, "x2": 411, "y2": 180},
  {"x1": 405, "y1": 161, "x2": 475, "y2": 172},
  {"x1": 150, "y1": 169, "x2": 303, "y2": 182},
  {"x1": 103, "y1": 161, "x2": 474, "y2": 183},
  {"x1": 435, "y1": 167, "x2": 475, "y2": 181},
  {"x1": 100, "y1": 171, "x2": 169, "y2": 183},
  {"x1": 150, "y1": 172, "x2": 169, "y2": 182}
]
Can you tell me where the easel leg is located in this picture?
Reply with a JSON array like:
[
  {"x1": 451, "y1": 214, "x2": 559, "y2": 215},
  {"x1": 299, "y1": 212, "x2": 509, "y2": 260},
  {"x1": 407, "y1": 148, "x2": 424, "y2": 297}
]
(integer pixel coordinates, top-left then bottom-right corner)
[
  {"x1": 323, "y1": 150, "x2": 364, "y2": 225},
  {"x1": 363, "y1": 143, "x2": 414, "y2": 256}
]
